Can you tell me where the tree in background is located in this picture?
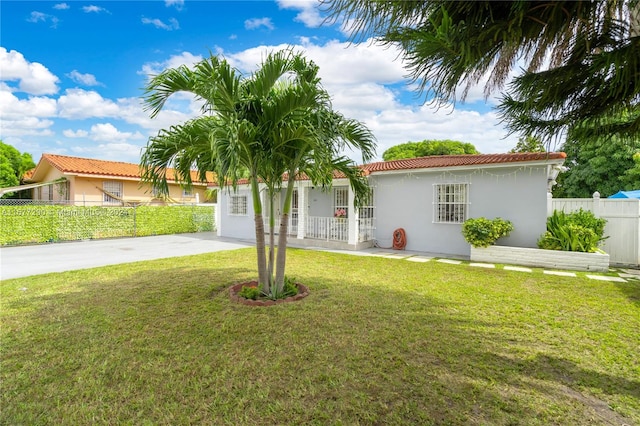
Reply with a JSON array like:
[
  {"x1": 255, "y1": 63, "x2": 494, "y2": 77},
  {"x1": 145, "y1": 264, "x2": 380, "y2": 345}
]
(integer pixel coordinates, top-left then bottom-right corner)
[
  {"x1": 382, "y1": 140, "x2": 478, "y2": 161},
  {"x1": 553, "y1": 132, "x2": 640, "y2": 198},
  {"x1": 0, "y1": 141, "x2": 36, "y2": 198},
  {"x1": 509, "y1": 135, "x2": 547, "y2": 153},
  {"x1": 323, "y1": 1, "x2": 640, "y2": 143},
  {"x1": 141, "y1": 50, "x2": 375, "y2": 295}
]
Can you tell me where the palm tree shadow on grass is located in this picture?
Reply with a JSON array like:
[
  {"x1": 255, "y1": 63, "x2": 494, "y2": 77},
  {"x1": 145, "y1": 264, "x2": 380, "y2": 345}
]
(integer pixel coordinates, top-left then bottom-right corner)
[
  {"x1": 615, "y1": 281, "x2": 640, "y2": 307},
  {"x1": 3, "y1": 264, "x2": 638, "y2": 424}
]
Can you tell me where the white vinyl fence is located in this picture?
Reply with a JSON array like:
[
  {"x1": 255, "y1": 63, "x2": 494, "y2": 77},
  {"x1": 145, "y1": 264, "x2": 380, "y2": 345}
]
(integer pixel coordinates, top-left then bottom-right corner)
[{"x1": 551, "y1": 193, "x2": 640, "y2": 267}]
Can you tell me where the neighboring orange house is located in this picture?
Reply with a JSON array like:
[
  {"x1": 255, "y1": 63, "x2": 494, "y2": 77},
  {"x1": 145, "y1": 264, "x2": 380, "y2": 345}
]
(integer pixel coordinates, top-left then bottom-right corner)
[{"x1": 24, "y1": 154, "x2": 215, "y2": 205}]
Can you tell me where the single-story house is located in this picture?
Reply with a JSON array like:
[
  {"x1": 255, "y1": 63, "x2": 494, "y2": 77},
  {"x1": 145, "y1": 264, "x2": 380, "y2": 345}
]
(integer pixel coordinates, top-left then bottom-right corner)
[
  {"x1": 609, "y1": 190, "x2": 640, "y2": 199},
  {"x1": 18, "y1": 154, "x2": 215, "y2": 205},
  {"x1": 217, "y1": 152, "x2": 567, "y2": 257}
]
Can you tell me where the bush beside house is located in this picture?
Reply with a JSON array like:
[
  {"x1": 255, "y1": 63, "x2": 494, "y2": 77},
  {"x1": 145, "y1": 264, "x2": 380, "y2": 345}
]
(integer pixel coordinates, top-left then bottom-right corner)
[
  {"x1": 465, "y1": 211, "x2": 610, "y2": 272},
  {"x1": 462, "y1": 217, "x2": 513, "y2": 248}
]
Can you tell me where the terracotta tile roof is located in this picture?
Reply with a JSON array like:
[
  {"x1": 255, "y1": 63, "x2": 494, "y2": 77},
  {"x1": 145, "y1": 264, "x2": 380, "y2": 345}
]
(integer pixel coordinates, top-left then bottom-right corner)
[
  {"x1": 361, "y1": 152, "x2": 566, "y2": 174},
  {"x1": 23, "y1": 168, "x2": 35, "y2": 180},
  {"x1": 214, "y1": 152, "x2": 566, "y2": 186},
  {"x1": 37, "y1": 154, "x2": 214, "y2": 184}
]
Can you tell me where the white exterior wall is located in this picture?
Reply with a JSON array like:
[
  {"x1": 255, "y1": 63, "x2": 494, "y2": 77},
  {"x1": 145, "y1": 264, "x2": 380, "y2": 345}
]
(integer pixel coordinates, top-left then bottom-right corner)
[
  {"x1": 372, "y1": 165, "x2": 549, "y2": 257},
  {"x1": 218, "y1": 185, "x2": 256, "y2": 240}
]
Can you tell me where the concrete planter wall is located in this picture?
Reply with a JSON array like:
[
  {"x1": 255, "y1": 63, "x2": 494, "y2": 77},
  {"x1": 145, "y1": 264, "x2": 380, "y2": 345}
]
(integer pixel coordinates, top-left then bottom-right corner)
[{"x1": 470, "y1": 245, "x2": 610, "y2": 272}]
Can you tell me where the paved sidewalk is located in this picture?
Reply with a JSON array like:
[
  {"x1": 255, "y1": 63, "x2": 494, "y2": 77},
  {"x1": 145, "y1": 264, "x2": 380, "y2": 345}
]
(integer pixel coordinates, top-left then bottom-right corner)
[
  {"x1": 1, "y1": 233, "x2": 636, "y2": 283},
  {"x1": 0, "y1": 233, "x2": 251, "y2": 280}
]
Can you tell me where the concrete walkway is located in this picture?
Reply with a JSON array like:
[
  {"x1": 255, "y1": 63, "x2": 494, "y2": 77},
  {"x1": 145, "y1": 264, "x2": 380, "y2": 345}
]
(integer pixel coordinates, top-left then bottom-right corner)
[
  {"x1": 0, "y1": 233, "x2": 251, "y2": 280},
  {"x1": 1, "y1": 233, "x2": 637, "y2": 282}
]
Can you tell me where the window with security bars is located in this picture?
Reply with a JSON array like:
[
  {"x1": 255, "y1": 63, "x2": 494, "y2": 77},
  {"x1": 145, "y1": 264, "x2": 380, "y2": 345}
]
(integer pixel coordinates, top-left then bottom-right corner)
[
  {"x1": 103, "y1": 181, "x2": 123, "y2": 205},
  {"x1": 433, "y1": 183, "x2": 468, "y2": 223},
  {"x1": 358, "y1": 188, "x2": 375, "y2": 220},
  {"x1": 228, "y1": 195, "x2": 248, "y2": 216},
  {"x1": 333, "y1": 187, "x2": 349, "y2": 218}
]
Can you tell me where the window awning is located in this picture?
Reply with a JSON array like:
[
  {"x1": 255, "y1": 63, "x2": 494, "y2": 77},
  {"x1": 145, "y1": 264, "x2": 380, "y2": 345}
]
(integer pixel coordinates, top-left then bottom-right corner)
[{"x1": 0, "y1": 178, "x2": 66, "y2": 197}]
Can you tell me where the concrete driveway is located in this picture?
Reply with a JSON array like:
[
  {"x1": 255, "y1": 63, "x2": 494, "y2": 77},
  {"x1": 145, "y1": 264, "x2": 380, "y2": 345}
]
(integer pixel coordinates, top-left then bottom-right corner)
[{"x1": 0, "y1": 232, "x2": 252, "y2": 280}]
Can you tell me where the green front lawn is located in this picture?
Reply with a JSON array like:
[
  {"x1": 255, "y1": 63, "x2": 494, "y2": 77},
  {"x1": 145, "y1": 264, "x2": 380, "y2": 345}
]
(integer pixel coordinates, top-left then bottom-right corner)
[{"x1": 2, "y1": 249, "x2": 638, "y2": 425}]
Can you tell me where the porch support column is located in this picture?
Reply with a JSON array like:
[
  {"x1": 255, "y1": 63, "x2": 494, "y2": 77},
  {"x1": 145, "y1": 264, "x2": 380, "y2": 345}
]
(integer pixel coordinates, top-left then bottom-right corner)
[
  {"x1": 348, "y1": 184, "x2": 359, "y2": 246},
  {"x1": 216, "y1": 191, "x2": 223, "y2": 236},
  {"x1": 297, "y1": 183, "x2": 307, "y2": 239}
]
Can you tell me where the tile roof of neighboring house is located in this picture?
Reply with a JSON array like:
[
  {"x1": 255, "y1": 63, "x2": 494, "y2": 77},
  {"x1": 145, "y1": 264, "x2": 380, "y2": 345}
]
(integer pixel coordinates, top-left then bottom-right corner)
[
  {"x1": 32, "y1": 154, "x2": 215, "y2": 184},
  {"x1": 22, "y1": 168, "x2": 35, "y2": 180}
]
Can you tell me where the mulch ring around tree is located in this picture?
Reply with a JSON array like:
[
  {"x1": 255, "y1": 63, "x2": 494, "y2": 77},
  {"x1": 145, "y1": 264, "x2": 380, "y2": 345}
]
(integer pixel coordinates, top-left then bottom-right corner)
[{"x1": 229, "y1": 281, "x2": 310, "y2": 306}]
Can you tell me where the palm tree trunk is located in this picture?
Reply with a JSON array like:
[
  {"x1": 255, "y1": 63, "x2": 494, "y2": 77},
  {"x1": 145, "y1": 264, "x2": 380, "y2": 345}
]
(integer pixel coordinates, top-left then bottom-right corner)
[
  {"x1": 631, "y1": 1, "x2": 640, "y2": 37},
  {"x1": 267, "y1": 187, "x2": 276, "y2": 292},
  {"x1": 251, "y1": 177, "x2": 268, "y2": 293},
  {"x1": 275, "y1": 174, "x2": 296, "y2": 292}
]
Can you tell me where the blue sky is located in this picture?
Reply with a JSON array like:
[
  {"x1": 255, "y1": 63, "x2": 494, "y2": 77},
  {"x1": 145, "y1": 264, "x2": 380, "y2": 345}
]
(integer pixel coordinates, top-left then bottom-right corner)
[{"x1": 1, "y1": 0, "x2": 521, "y2": 165}]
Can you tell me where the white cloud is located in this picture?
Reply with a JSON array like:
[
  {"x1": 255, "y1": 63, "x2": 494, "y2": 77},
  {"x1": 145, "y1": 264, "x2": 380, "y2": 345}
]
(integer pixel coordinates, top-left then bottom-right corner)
[
  {"x1": 82, "y1": 5, "x2": 108, "y2": 14},
  {"x1": 62, "y1": 129, "x2": 89, "y2": 138},
  {"x1": 0, "y1": 48, "x2": 60, "y2": 95},
  {"x1": 88, "y1": 123, "x2": 145, "y2": 142},
  {"x1": 26, "y1": 11, "x2": 59, "y2": 28},
  {"x1": 57, "y1": 89, "x2": 120, "y2": 119},
  {"x1": 27, "y1": 11, "x2": 47, "y2": 23},
  {"x1": 138, "y1": 51, "x2": 203, "y2": 76},
  {"x1": 0, "y1": 117, "x2": 53, "y2": 140},
  {"x1": 141, "y1": 17, "x2": 180, "y2": 31},
  {"x1": 165, "y1": 0, "x2": 184, "y2": 10},
  {"x1": 64, "y1": 124, "x2": 146, "y2": 163},
  {"x1": 0, "y1": 116, "x2": 54, "y2": 138},
  {"x1": 244, "y1": 18, "x2": 275, "y2": 31},
  {"x1": 66, "y1": 70, "x2": 101, "y2": 86},
  {"x1": 117, "y1": 95, "x2": 203, "y2": 132},
  {"x1": 71, "y1": 142, "x2": 144, "y2": 163},
  {"x1": 219, "y1": 39, "x2": 517, "y2": 157},
  {"x1": 0, "y1": 90, "x2": 58, "y2": 120},
  {"x1": 53, "y1": 3, "x2": 70, "y2": 10},
  {"x1": 277, "y1": 0, "x2": 323, "y2": 27},
  {"x1": 364, "y1": 106, "x2": 519, "y2": 157},
  {"x1": 225, "y1": 39, "x2": 405, "y2": 85}
]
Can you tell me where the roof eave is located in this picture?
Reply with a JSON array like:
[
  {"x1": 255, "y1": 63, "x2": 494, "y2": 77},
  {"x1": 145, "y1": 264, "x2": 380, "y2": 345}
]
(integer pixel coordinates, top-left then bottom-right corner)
[{"x1": 367, "y1": 158, "x2": 566, "y2": 176}]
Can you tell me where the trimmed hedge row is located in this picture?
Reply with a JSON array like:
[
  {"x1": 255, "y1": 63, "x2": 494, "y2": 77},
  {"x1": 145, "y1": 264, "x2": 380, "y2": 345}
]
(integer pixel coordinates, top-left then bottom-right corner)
[{"x1": 0, "y1": 205, "x2": 215, "y2": 245}]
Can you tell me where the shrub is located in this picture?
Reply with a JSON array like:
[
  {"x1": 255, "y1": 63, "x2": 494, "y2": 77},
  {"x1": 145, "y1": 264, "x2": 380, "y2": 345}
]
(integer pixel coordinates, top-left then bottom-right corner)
[
  {"x1": 283, "y1": 276, "x2": 299, "y2": 298},
  {"x1": 462, "y1": 217, "x2": 513, "y2": 248},
  {"x1": 537, "y1": 210, "x2": 607, "y2": 253},
  {"x1": 0, "y1": 205, "x2": 214, "y2": 245},
  {"x1": 238, "y1": 285, "x2": 261, "y2": 300}
]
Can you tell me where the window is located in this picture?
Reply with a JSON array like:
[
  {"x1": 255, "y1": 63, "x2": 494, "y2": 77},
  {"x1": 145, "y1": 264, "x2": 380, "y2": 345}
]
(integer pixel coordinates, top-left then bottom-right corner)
[
  {"x1": 333, "y1": 187, "x2": 349, "y2": 218},
  {"x1": 103, "y1": 181, "x2": 123, "y2": 205},
  {"x1": 182, "y1": 188, "x2": 193, "y2": 197},
  {"x1": 433, "y1": 183, "x2": 468, "y2": 223},
  {"x1": 358, "y1": 188, "x2": 375, "y2": 220},
  {"x1": 41, "y1": 185, "x2": 53, "y2": 201},
  {"x1": 228, "y1": 195, "x2": 248, "y2": 216}
]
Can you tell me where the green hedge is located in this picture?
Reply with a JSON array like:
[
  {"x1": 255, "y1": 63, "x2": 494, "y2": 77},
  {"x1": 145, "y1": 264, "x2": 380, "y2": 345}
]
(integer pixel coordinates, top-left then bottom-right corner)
[{"x1": 0, "y1": 205, "x2": 215, "y2": 245}]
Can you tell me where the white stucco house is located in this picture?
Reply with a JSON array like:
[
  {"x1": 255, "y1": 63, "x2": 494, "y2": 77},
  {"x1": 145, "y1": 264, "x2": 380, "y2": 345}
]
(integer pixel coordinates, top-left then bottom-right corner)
[{"x1": 217, "y1": 152, "x2": 567, "y2": 257}]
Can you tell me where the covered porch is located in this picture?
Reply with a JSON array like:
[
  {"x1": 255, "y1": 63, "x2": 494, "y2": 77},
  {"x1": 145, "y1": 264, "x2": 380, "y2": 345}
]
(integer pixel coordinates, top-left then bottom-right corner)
[{"x1": 264, "y1": 181, "x2": 375, "y2": 250}]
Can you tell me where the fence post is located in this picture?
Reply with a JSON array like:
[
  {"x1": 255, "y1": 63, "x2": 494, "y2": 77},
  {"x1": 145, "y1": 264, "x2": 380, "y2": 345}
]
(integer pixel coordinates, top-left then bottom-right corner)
[
  {"x1": 547, "y1": 192, "x2": 553, "y2": 217},
  {"x1": 133, "y1": 204, "x2": 137, "y2": 237},
  {"x1": 592, "y1": 192, "x2": 601, "y2": 218}
]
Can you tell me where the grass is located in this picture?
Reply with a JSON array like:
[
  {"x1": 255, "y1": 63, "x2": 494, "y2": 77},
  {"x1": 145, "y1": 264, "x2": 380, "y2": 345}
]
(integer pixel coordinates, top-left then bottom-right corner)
[{"x1": 1, "y1": 248, "x2": 639, "y2": 425}]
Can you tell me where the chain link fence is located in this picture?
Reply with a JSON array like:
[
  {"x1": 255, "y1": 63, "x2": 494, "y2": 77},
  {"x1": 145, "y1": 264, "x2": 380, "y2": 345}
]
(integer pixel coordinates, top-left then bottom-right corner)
[{"x1": 0, "y1": 200, "x2": 216, "y2": 246}]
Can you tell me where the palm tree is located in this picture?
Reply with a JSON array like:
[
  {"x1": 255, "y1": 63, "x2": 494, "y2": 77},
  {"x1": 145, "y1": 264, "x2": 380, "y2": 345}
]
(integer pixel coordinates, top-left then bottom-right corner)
[
  {"x1": 322, "y1": 0, "x2": 640, "y2": 142},
  {"x1": 140, "y1": 49, "x2": 375, "y2": 296}
]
